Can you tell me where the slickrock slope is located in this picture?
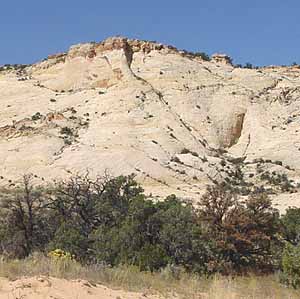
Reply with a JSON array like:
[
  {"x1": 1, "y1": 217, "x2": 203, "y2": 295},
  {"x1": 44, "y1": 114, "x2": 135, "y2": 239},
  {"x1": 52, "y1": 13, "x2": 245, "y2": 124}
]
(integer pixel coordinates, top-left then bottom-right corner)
[{"x1": 1, "y1": 37, "x2": 300, "y2": 210}]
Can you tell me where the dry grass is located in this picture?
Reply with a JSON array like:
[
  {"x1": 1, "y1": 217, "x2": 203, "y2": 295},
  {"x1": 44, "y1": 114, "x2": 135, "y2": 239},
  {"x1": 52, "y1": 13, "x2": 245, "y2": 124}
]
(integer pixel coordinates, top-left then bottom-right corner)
[{"x1": 0, "y1": 253, "x2": 299, "y2": 299}]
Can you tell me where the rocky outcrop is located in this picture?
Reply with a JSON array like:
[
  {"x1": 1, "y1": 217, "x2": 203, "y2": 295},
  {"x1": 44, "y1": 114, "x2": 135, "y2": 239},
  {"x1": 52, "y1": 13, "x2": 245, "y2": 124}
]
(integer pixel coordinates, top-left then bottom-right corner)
[
  {"x1": 1, "y1": 36, "x2": 300, "y2": 211},
  {"x1": 211, "y1": 53, "x2": 233, "y2": 65}
]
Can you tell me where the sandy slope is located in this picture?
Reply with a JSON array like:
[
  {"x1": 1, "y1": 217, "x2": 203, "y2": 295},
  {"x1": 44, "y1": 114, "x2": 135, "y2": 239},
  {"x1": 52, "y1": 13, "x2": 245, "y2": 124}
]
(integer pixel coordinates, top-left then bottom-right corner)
[{"x1": 0, "y1": 276, "x2": 163, "y2": 299}]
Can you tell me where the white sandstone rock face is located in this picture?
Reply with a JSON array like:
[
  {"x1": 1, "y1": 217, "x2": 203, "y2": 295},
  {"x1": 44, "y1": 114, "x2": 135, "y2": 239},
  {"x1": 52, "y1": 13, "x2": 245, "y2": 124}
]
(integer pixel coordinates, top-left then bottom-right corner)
[{"x1": 0, "y1": 37, "x2": 300, "y2": 211}]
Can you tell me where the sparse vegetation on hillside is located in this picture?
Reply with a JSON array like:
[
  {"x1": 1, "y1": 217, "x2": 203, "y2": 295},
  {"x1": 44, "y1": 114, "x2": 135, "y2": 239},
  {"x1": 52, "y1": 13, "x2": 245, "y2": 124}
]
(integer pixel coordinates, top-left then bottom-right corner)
[
  {"x1": 0, "y1": 64, "x2": 27, "y2": 72},
  {"x1": 193, "y1": 52, "x2": 211, "y2": 61}
]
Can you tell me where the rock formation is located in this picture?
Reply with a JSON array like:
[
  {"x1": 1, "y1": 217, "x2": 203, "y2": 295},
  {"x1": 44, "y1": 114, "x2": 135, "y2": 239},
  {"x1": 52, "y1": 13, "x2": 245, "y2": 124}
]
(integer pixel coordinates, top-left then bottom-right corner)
[
  {"x1": 1, "y1": 36, "x2": 300, "y2": 210},
  {"x1": 211, "y1": 53, "x2": 233, "y2": 65}
]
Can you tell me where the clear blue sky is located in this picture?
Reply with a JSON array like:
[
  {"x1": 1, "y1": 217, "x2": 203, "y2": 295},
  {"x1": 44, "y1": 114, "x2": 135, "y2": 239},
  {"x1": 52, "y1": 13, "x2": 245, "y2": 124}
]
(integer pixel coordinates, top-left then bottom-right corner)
[{"x1": 1, "y1": 0, "x2": 299, "y2": 66}]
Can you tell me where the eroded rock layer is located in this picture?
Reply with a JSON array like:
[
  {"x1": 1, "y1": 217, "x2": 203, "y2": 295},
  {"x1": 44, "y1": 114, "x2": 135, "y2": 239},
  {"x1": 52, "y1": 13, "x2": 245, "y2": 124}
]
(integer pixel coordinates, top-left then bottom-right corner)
[{"x1": 1, "y1": 37, "x2": 300, "y2": 210}]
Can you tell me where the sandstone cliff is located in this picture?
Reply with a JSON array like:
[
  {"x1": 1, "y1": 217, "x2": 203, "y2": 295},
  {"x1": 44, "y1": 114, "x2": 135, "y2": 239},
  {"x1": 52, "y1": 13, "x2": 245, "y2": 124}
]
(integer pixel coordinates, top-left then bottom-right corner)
[{"x1": 1, "y1": 37, "x2": 300, "y2": 210}]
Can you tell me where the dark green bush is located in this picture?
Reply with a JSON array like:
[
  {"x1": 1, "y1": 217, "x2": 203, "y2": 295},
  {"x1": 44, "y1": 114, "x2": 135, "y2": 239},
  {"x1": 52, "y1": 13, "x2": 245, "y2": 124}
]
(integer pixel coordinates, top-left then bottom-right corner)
[
  {"x1": 155, "y1": 195, "x2": 212, "y2": 273},
  {"x1": 193, "y1": 52, "x2": 210, "y2": 61},
  {"x1": 48, "y1": 222, "x2": 91, "y2": 261},
  {"x1": 281, "y1": 208, "x2": 300, "y2": 245},
  {"x1": 31, "y1": 112, "x2": 42, "y2": 121},
  {"x1": 244, "y1": 63, "x2": 253, "y2": 69},
  {"x1": 60, "y1": 127, "x2": 74, "y2": 136},
  {"x1": 92, "y1": 194, "x2": 211, "y2": 272},
  {"x1": 280, "y1": 243, "x2": 300, "y2": 288}
]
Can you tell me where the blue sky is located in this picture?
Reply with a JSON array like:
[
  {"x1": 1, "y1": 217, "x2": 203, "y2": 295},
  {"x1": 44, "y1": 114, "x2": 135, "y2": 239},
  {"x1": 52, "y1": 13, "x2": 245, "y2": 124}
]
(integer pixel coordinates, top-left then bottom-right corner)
[{"x1": 1, "y1": 0, "x2": 299, "y2": 66}]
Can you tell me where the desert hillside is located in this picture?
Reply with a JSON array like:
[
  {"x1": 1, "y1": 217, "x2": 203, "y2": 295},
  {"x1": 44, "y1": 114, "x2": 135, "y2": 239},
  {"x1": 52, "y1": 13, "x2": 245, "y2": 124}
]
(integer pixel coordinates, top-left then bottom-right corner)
[{"x1": 1, "y1": 36, "x2": 300, "y2": 210}]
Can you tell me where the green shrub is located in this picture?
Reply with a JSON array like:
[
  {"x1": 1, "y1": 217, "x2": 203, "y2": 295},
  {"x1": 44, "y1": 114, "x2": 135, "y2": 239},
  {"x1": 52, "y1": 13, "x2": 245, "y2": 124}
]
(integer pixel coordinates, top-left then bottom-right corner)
[
  {"x1": 193, "y1": 52, "x2": 210, "y2": 61},
  {"x1": 156, "y1": 195, "x2": 212, "y2": 273},
  {"x1": 244, "y1": 63, "x2": 253, "y2": 69},
  {"x1": 281, "y1": 208, "x2": 300, "y2": 245},
  {"x1": 31, "y1": 112, "x2": 42, "y2": 121},
  {"x1": 48, "y1": 222, "x2": 90, "y2": 261},
  {"x1": 281, "y1": 243, "x2": 300, "y2": 288},
  {"x1": 92, "y1": 194, "x2": 211, "y2": 272},
  {"x1": 60, "y1": 127, "x2": 74, "y2": 136}
]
